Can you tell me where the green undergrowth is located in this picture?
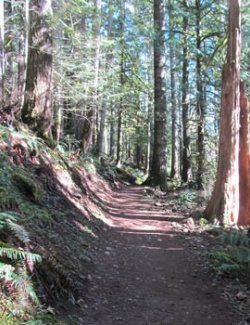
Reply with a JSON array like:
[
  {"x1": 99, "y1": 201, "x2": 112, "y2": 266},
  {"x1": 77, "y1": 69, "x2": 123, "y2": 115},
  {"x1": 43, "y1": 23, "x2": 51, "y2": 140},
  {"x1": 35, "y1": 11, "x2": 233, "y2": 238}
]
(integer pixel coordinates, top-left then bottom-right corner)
[
  {"x1": 0, "y1": 126, "x2": 94, "y2": 324},
  {"x1": 176, "y1": 190, "x2": 197, "y2": 208},
  {"x1": 209, "y1": 229, "x2": 250, "y2": 277},
  {"x1": 0, "y1": 155, "x2": 51, "y2": 223}
]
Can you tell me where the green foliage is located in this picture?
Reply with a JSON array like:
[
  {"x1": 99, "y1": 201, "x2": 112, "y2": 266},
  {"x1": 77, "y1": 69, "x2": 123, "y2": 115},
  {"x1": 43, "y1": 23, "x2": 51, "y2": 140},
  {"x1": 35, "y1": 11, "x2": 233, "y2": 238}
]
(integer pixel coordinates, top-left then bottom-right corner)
[
  {"x1": 210, "y1": 229, "x2": 250, "y2": 276},
  {"x1": 176, "y1": 191, "x2": 196, "y2": 208},
  {"x1": 24, "y1": 315, "x2": 59, "y2": 325},
  {"x1": 0, "y1": 187, "x2": 16, "y2": 208},
  {"x1": 0, "y1": 209, "x2": 42, "y2": 324},
  {"x1": 12, "y1": 172, "x2": 43, "y2": 203},
  {"x1": 82, "y1": 157, "x2": 97, "y2": 174},
  {"x1": 0, "y1": 211, "x2": 41, "y2": 263},
  {"x1": 0, "y1": 245, "x2": 41, "y2": 263},
  {"x1": 199, "y1": 217, "x2": 209, "y2": 227}
]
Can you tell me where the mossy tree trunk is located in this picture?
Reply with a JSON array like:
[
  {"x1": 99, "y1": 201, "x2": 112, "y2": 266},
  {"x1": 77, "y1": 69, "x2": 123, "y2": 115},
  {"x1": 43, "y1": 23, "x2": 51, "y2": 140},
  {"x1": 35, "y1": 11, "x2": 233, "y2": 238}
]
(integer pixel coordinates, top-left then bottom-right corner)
[{"x1": 22, "y1": 0, "x2": 53, "y2": 139}]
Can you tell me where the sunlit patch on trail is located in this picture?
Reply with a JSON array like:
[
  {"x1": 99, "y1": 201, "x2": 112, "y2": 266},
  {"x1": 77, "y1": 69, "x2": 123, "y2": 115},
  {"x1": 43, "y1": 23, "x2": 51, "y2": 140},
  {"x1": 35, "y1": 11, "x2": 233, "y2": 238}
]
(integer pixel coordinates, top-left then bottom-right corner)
[{"x1": 130, "y1": 245, "x2": 184, "y2": 251}]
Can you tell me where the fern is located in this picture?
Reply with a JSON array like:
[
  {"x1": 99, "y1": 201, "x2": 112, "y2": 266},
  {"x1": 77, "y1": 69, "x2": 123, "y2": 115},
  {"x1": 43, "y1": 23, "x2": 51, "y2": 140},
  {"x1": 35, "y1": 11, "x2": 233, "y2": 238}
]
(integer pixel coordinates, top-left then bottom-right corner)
[
  {"x1": 219, "y1": 263, "x2": 241, "y2": 273},
  {"x1": 0, "y1": 243, "x2": 42, "y2": 263},
  {"x1": 6, "y1": 220, "x2": 30, "y2": 244},
  {"x1": 222, "y1": 229, "x2": 250, "y2": 247},
  {"x1": 211, "y1": 229, "x2": 250, "y2": 275},
  {"x1": 0, "y1": 211, "x2": 19, "y2": 229},
  {"x1": 0, "y1": 246, "x2": 41, "y2": 263}
]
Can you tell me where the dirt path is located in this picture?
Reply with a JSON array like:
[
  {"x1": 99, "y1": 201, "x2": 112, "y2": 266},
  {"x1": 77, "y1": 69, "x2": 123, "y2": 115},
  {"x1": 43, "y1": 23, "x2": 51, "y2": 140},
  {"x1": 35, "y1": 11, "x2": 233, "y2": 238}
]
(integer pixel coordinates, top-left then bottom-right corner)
[{"x1": 68, "y1": 184, "x2": 237, "y2": 325}]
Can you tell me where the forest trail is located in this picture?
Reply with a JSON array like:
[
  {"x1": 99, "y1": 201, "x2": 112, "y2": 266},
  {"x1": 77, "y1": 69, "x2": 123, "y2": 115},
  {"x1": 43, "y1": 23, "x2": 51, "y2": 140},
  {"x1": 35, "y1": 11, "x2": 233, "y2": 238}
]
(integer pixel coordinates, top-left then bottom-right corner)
[{"x1": 68, "y1": 183, "x2": 237, "y2": 325}]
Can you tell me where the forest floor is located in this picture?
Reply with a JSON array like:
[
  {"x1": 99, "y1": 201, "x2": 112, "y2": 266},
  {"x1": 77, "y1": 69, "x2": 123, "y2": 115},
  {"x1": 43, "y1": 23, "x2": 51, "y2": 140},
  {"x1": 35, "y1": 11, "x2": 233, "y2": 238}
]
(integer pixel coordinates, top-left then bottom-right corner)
[
  {"x1": 1, "y1": 128, "x2": 249, "y2": 324},
  {"x1": 60, "y1": 180, "x2": 247, "y2": 325}
]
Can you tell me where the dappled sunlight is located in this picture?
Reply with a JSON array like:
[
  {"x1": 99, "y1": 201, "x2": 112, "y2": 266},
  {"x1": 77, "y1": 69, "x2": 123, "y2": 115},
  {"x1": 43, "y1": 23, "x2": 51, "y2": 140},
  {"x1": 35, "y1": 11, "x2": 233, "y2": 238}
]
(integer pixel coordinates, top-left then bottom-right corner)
[
  {"x1": 131, "y1": 245, "x2": 184, "y2": 251},
  {"x1": 104, "y1": 216, "x2": 172, "y2": 232},
  {"x1": 118, "y1": 230, "x2": 178, "y2": 237},
  {"x1": 78, "y1": 169, "x2": 186, "y2": 234}
]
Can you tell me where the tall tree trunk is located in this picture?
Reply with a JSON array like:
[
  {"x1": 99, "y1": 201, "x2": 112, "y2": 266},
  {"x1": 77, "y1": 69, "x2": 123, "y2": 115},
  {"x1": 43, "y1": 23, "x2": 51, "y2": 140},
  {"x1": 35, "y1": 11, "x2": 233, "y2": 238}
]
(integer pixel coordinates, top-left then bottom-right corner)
[
  {"x1": 82, "y1": 0, "x2": 101, "y2": 154},
  {"x1": 109, "y1": 104, "x2": 115, "y2": 158},
  {"x1": 4, "y1": 0, "x2": 14, "y2": 108},
  {"x1": 196, "y1": 0, "x2": 205, "y2": 190},
  {"x1": 204, "y1": 0, "x2": 241, "y2": 225},
  {"x1": 22, "y1": 0, "x2": 53, "y2": 139},
  {"x1": 238, "y1": 82, "x2": 250, "y2": 225},
  {"x1": 98, "y1": 101, "x2": 107, "y2": 155},
  {"x1": 16, "y1": 0, "x2": 29, "y2": 111},
  {"x1": 116, "y1": 0, "x2": 125, "y2": 165},
  {"x1": 98, "y1": 3, "x2": 113, "y2": 155},
  {"x1": 52, "y1": 0, "x2": 63, "y2": 143},
  {"x1": 169, "y1": 0, "x2": 179, "y2": 179},
  {"x1": 181, "y1": 4, "x2": 192, "y2": 183},
  {"x1": 146, "y1": 95, "x2": 152, "y2": 174},
  {"x1": 150, "y1": 0, "x2": 167, "y2": 186},
  {"x1": 0, "y1": 0, "x2": 5, "y2": 105}
]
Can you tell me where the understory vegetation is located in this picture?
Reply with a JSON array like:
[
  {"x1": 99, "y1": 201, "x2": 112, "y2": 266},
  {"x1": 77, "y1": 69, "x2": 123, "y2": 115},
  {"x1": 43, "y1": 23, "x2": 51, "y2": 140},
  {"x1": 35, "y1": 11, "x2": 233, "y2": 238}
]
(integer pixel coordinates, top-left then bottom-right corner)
[{"x1": 0, "y1": 0, "x2": 250, "y2": 323}]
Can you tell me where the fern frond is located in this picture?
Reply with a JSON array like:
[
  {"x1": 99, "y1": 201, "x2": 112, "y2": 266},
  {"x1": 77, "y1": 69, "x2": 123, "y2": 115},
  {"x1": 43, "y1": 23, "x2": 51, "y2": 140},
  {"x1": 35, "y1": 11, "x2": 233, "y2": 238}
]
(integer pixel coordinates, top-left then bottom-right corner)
[
  {"x1": 6, "y1": 220, "x2": 30, "y2": 244},
  {"x1": 0, "y1": 211, "x2": 19, "y2": 229},
  {"x1": 219, "y1": 263, "x2": 241, "y2": 273},
  {"x1": 0, "y1": 246, "x2": 42, "y2": 263},
  {"x1": 222, "y1": 230, "x2": 250, "y2": 248}
]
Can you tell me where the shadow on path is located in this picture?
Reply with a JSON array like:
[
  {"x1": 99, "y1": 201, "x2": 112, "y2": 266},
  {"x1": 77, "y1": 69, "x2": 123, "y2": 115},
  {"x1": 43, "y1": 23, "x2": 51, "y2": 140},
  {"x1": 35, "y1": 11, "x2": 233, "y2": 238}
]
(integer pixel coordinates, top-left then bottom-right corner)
[{"x1": 74, "y1": 176, "x2": 237, "y2": 325}]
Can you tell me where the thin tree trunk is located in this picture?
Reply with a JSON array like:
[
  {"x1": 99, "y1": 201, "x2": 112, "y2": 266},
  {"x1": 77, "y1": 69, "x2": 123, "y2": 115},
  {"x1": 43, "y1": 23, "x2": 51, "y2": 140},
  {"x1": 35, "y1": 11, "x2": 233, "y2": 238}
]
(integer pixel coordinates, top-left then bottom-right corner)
[
  {"x1": 98, "y1": 3, "x2": 113, "y2": 155},
  {"x1": 0, "y1": 0, "x2": 5, "y2": 105},
  {"x1": 82, "y1": 0, "x2": 101, "y2": 154},
  {"x1": 146, "y1": 95, "x2": 152, "y2": 174},
  {"x1": 116, "y1": 0, "x2": 125, "y2": 166},
  {"x1": 196, "y1": 0, "x2": 205, "y2": 190},
  {"x1": 181, "y1": 4, "x2": 192, "y2": 183},
  {"x1": 169, "y1": 0, "x2": 179, "y2": 179},
  {"x1": 98, "y1": 101, "x2": 107, "y2": 155},
  {"x1": 4, "y1": 0, "x2": 14, "y2": 107},
  {"x1": 109, "y1": 103, "x2": 115, "y2": 158},
  {"x1": 52, "y1": 0, "x2": 63, "y2": 143}
]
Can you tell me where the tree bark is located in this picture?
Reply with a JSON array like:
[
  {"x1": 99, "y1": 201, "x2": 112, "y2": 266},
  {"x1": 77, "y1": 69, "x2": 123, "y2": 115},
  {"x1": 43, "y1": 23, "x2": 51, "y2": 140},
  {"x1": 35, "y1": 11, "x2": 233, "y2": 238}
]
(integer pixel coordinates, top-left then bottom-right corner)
[
  {"x1": 238, "y1": 82, "x2": 250, "y2": 225},
  {"x1": 169, "y1": 0, "x2": 179, "y2": 179},
  {"x1": 116, "y1": 0, "x2": 125, "y2": 166},
  {"x1": 82, "y1": 0, "x2": 101, "y2": 154},
  {"x1": 196, "y1": 0, "x2": 205, "y2": 190},
  {"x1": 98, "y1": 3, "x2": 113, "y2": 155},
  {"x1": 181, "y1": 5, "x2": 192, "y2": 183},
  {"x1": 109, "y1": 104, "x2": 115, "y2": 158},
  {"x1": 150, "y1": 0, "x2": 167, "y2": 186},
  {"x1": 22, "y1": 0, "x2": 53, "y2": 139},
  {"x1": 0, "y1": 0, "x2": 5, "y2": 105},
  {"x1": 16, "y1": 0, "x2": 29, "y2": 111},
  {"x1": 204, "y1": 0, "x2": 241, "y2": 225}
]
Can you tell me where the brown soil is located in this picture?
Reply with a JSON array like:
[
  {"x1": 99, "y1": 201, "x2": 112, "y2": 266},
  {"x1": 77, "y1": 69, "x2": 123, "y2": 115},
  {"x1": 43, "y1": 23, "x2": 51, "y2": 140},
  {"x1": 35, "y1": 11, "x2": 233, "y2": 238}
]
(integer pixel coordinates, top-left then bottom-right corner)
[{"x1": 61, "y1": 180, "x2": 239, "y2": 325}]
